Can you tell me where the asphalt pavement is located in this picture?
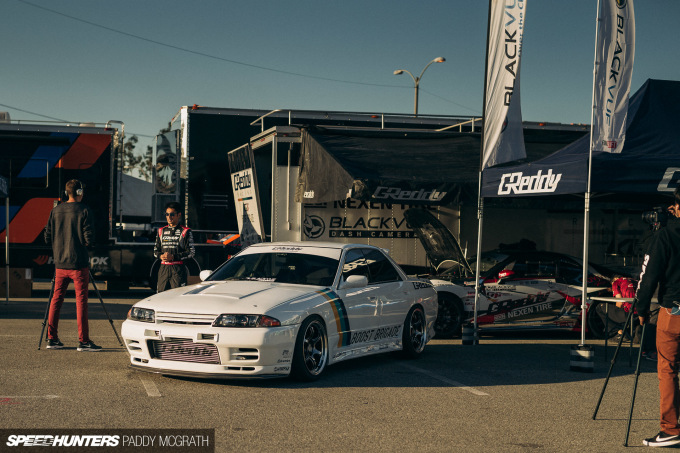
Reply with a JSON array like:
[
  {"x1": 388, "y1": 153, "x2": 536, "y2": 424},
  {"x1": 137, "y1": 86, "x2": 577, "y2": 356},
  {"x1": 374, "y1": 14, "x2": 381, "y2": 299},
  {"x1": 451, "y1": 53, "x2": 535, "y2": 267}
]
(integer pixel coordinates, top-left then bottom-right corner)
[{"x1": 0, "y1": 289, "x2": 663, "y2": 452}]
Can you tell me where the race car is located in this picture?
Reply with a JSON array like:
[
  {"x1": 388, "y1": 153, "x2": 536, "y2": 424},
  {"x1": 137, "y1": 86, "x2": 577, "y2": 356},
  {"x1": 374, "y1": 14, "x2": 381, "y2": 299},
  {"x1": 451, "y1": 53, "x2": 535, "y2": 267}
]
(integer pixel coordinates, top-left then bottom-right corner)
[
  {"x1": 404, "y1": 208, "x2": 616, "y2": 338},
  {"x1": 122, "y1": 242, "x2": 437, "y2": 380}
]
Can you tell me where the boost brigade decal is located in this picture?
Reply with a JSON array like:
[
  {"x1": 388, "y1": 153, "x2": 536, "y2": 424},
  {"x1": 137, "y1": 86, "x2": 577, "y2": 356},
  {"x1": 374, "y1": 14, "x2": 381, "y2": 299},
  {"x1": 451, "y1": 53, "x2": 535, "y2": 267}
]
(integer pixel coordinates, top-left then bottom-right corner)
[{"x1": 349, "y1": 326, "x2": 401, "y2": 346}]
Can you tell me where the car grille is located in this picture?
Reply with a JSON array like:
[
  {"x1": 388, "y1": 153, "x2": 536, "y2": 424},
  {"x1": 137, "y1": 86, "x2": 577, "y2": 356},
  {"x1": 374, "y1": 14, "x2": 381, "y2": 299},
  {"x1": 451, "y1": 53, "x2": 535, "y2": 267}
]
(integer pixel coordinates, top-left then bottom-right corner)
[
  {"x1": 155, "y1": 311, "x2": 217, "y2": 325},
  {"x1": 148, "y1": 338, "x2": 220, "y2": 364}
]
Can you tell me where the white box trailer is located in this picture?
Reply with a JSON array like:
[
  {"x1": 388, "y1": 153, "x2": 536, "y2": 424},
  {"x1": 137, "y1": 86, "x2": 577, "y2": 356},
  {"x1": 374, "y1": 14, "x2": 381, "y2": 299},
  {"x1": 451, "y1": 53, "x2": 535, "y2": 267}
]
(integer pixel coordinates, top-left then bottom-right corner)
[{"x1": 229, "y1": 125, "x2": 467, "y2": 269}]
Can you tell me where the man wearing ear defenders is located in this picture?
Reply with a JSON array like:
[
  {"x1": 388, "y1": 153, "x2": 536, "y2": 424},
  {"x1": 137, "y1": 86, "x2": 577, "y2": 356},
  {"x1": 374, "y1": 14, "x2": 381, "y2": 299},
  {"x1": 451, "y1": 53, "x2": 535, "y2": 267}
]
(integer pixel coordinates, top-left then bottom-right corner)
[{"x1": 44, "y1": 179, "x2": 101, "y2": 351}]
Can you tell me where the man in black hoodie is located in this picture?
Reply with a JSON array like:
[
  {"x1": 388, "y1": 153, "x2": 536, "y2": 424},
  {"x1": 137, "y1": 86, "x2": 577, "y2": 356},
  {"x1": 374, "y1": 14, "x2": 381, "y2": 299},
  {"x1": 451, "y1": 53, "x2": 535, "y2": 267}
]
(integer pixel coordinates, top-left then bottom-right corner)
[
  {"x1": 639, "y1": 187, "x2": 680, "y2": 447},
  {"x1": 44, "y1": 179, "x2": 101, "y2": 351}
]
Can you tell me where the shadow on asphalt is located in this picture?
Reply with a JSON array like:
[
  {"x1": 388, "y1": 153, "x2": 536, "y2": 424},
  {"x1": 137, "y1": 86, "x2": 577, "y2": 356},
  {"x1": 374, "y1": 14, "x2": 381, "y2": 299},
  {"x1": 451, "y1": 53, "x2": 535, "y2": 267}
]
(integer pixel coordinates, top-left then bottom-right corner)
[
  {"x1": 6, "y1": 292, "x2": 654, "y2": 390},
  {"x1": 157, "y1": 336, "x2": 656, "y2": 390}
]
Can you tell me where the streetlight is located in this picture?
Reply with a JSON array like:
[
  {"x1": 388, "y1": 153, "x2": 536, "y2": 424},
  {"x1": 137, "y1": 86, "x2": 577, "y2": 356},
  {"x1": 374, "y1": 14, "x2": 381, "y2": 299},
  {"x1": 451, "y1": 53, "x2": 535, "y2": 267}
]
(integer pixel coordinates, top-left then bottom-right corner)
[{"x1": 393, "y1": 57, "x2": 446, "y2": 117}]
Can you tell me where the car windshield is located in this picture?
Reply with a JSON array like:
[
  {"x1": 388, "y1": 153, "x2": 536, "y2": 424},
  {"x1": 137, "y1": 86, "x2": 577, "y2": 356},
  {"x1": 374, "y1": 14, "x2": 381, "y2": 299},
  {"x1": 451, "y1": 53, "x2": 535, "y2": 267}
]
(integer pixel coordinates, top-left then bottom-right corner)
[{"x1": 207, "y1": 252, "x2": 339, "y2": 286}]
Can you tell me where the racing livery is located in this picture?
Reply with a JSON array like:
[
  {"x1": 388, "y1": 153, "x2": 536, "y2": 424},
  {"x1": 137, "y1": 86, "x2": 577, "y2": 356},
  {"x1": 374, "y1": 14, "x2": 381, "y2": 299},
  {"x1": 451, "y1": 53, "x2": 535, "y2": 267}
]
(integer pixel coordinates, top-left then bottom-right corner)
[
  {"x1": 404, "y1": 208, "x2": 614, "y2": 337},
  {"x1": 122, "y1": 242, "x2": 437, "y2": 380},
  {"x1": 429, "y1": 250, "x2": 612, "y2": 337}
]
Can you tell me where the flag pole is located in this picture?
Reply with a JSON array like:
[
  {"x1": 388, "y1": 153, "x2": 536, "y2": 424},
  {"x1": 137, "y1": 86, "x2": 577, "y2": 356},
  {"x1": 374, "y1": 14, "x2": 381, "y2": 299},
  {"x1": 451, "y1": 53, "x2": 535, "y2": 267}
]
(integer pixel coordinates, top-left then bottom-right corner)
[
  {"x1": 473, "y1": 0, "x2": 494, "y2": 345},
  {"x1": 581, "y1": 0, "x2": 601, "y2": 346}
]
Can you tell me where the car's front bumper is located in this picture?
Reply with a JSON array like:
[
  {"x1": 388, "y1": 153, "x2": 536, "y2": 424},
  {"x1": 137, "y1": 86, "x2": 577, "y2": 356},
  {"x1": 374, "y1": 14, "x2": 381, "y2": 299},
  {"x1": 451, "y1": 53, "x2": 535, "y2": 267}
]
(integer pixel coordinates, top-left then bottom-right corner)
[{"x1": 121, "y1": 320, "x2": 298, "y2": 378}]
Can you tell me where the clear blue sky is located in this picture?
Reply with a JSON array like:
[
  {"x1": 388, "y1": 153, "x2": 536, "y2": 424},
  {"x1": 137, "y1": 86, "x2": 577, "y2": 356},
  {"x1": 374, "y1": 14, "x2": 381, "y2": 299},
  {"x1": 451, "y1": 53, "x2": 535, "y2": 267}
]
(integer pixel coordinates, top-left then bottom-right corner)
[{"x1": 2, "y1": 0, "x2": 679, "y2": 152}]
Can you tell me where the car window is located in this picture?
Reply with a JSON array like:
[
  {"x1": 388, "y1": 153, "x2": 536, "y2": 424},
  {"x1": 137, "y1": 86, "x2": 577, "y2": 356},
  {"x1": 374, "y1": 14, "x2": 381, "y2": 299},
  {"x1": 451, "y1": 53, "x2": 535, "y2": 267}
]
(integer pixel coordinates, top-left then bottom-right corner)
[
  {"x1": 208, "y1": 252, "x2": 339, "y2": 286},
  {"x1": 361, "y1": 248, "x2": 402, "y2": 284},
  {"x1": 504, "y1": 257, "x2": 556, "y2": 278},
  {"x1": 472, "y1": 252, "x2": 510, "y2": 277},
  {"x1": 341, "y1": 249, "x2": 370, "y2": 281},
  {"x1": 556, "y1": 257, "x2": 583, "y2": 283}
]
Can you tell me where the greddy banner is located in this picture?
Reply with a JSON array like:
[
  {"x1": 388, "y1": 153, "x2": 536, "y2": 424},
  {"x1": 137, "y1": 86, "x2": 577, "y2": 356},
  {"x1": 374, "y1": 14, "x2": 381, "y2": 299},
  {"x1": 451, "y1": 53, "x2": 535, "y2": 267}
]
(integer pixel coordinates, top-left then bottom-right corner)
[
  {"x1": 482, "y1": 0, "x2": 527, "y2": 169},
  {"x1": 591, "y1": 0, "x2": 635, "y2": 153},
  {"x1": 228, "y1": 144, "x2": 265, "y2": 247}
]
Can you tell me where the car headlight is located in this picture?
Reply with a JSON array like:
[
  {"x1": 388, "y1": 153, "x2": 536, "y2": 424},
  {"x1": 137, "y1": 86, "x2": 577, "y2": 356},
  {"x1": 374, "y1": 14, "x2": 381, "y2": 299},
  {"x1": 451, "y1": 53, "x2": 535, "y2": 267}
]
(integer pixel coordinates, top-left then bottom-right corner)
[
  {"x1": 127, "y1": 307, "x2": 155, "y2": 323},
  {"x1": 212, "y1": 314, "x2": 281, "y2": 328}
]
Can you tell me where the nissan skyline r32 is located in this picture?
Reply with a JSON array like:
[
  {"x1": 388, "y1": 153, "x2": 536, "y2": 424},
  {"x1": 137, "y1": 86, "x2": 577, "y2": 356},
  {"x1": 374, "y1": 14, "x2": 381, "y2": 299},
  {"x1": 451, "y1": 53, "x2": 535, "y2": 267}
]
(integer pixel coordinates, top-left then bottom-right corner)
[{"x1": 121, "y1": 242, "x2": 438, "y2": 380}]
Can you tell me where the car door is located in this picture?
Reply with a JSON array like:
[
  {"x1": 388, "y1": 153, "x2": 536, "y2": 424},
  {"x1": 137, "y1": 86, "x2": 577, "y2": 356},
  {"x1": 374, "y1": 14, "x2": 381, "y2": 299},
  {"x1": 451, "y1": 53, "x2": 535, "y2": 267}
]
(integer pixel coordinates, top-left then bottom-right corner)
[
  {"x1": 333, "y1": 248, "x2": 382, "y2": 349},
  {"x1": 360, "y1": 248, "x2": 409, "y2": 335}
]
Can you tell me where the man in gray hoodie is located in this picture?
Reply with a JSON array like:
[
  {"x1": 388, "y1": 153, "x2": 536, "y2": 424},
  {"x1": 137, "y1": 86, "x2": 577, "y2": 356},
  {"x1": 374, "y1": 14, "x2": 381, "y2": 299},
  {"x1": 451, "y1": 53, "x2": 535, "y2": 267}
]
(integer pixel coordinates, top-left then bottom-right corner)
[{"x1": 44, "y1": 179, "x2": 101, "y2": 351}]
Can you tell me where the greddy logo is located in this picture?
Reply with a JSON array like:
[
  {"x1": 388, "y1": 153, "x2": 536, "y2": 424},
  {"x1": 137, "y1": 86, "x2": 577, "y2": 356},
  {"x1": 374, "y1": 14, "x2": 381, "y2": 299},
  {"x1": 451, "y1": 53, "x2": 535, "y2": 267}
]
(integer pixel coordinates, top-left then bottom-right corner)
[
  {"x1": 658, "y1": 167, "x2": 680, "y2": 192},
  {"x1": 233, "y1": 171, "x2": 252, "y2": 190},
  {"x1": 373, "y1": 187, "x2": 446, "y2": 202},
  {"x1": 498, "y1": 169, "x2": 562, "y2": 195}
]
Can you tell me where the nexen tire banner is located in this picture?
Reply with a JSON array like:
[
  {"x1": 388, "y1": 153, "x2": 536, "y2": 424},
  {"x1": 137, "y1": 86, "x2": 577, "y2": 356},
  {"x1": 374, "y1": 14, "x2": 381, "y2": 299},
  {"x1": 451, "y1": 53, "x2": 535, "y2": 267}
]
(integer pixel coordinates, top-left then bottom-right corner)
[
  {"x1": 482, "y1": 0, "x2": 527, "y2": 169},
  {"x1": 591, "y1": 0, "x2": 635, "y2": 153}
]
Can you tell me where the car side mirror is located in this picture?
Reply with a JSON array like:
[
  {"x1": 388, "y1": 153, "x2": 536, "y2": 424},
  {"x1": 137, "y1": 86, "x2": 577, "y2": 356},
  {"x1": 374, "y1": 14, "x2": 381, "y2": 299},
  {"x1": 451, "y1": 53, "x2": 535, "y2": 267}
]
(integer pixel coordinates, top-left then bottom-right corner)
[
  {"x1": 199, "y1": 270, "x2": 213, "y2": 281},
  {"x1": 338, "y1": 275, "x2": 368, "y2": 290}
]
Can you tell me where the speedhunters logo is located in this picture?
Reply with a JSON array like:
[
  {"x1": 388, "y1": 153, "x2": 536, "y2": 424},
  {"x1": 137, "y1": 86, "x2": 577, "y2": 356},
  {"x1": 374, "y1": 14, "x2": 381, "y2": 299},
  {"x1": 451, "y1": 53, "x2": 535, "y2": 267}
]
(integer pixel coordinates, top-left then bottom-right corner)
[
  {"x1": 1, "y1": 429, "x2": 214, "y2": 451},
  {"x1": 498, "y1": 169, "x2": 562, "y2": 195}
]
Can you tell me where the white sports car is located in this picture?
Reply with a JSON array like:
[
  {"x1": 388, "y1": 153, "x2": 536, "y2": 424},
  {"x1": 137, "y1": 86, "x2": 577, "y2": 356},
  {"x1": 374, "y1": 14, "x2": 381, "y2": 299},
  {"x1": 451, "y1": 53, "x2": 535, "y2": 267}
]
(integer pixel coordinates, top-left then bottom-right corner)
[{"x1": 122, "y1": 242, "x2": 437, "y2": 380}]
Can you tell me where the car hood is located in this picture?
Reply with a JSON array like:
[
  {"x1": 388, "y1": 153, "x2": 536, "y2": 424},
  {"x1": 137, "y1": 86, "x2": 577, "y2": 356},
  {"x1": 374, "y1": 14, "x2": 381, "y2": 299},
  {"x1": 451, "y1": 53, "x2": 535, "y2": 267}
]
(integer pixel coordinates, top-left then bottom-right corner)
[
  {"x1": 135, "y1": 280, "x2": 320, "y2": 315},
  {"x1": 404, "y1": 208, "x2": 472, "y2": 273}
]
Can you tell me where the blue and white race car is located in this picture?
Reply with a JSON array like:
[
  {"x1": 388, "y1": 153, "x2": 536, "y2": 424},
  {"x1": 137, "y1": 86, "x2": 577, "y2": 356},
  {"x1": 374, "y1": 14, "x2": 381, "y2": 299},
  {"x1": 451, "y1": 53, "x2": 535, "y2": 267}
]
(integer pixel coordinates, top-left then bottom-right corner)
[{"x1": 122, "y1": 242, "x2": 437, "y2": 380}]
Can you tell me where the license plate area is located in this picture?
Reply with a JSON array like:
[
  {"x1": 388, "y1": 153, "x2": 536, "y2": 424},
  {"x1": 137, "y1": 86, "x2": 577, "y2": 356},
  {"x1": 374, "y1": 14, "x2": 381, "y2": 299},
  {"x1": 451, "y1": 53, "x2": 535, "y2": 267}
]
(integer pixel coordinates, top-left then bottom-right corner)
[{"x1": 148, "y1": 338, "x2": 220, "y2": 364}]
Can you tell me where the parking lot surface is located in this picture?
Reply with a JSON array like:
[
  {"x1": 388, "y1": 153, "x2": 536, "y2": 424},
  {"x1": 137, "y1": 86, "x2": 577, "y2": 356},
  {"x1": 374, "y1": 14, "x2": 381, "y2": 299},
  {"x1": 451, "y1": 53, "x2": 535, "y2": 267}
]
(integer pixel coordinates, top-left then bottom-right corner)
[{"x1": 0, "y1": 289, "x2": 662, "y2": 452}]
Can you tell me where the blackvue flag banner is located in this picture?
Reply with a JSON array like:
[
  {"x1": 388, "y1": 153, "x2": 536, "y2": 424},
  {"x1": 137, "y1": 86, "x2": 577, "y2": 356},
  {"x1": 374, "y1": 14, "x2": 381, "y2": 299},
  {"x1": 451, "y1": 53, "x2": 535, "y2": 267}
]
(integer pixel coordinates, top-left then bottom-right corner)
[
  {"x1": 591, "y1": 0, "x2": 635, "y2": 153},
  {"x1": 482, "y1": 0, "x2": 527, "y2": 170}
]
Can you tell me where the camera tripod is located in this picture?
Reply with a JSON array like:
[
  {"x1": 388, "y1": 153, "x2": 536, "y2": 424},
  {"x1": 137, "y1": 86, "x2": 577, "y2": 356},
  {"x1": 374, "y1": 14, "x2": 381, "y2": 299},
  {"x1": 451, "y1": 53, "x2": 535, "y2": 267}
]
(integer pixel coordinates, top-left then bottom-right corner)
[
  {"x1": 592, "y1": 301, "x2": 656, "y2": 447},
  {"x1": 37, "y1": 270, "x2": 123, "y2": 350}
]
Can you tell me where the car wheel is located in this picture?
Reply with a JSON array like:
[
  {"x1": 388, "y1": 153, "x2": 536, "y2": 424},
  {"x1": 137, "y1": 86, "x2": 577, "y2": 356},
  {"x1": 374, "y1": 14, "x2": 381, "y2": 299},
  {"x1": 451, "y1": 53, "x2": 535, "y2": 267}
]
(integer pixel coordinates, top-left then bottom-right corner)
[
  {"x1": 434, "y1": 293, "x2": 464, "y2": 338},
  {"x1": 291, "y1": 316, "x2": 328, "y2": 381},
  {"x1": 402, "y1": 306, "x2": 427, "y2": 359},
  {"x1": 586, "y1": 301, "x2": 617, "y2": 339}
]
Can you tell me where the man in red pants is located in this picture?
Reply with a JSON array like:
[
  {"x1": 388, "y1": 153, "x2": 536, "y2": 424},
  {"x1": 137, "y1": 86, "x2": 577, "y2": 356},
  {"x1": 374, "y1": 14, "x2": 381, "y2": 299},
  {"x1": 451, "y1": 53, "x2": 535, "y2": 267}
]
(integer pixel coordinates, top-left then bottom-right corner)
[
  {"x1": 43, "y1": 179, "x2": 101, "y2": 351},
  {"x1": 639, "y1": 187, "x2": 680, "y2": 447}
]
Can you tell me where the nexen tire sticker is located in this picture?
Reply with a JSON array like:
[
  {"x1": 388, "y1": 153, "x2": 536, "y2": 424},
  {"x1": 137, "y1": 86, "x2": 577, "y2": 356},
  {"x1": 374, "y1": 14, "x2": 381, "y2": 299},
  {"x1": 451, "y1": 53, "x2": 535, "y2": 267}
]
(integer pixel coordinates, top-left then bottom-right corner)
[{"x1": 318, "y1": 289, "x2": 351, "y2": 348}]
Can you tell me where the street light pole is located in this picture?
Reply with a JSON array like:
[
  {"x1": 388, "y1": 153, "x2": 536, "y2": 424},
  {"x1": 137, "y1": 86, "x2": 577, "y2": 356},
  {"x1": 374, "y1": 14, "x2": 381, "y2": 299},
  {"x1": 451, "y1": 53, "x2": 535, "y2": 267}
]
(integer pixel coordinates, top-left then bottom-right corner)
[{"x1": 393, "y1": 57, "x2": 445, "y2": 117}]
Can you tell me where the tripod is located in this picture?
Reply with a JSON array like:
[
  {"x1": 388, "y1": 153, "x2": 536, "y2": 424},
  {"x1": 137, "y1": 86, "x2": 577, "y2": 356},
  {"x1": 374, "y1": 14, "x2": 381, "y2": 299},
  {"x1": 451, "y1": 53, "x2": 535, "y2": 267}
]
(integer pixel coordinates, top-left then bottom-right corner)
[
  {"x1": 592, "y1": 302, "x2": 655, "y2": 447},
  {"x1": 38, "y1": 270, "x2": 123, "y2": 350}
]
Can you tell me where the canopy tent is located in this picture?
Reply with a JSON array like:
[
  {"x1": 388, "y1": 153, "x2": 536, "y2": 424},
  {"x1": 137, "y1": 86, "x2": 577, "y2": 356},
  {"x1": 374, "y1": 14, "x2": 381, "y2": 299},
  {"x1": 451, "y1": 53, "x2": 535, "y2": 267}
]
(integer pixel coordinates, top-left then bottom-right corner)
[
  {"x1": 294, "y1": 127, "x2": 481, "y2": 206},
  {"x1": 481, "y1": 79, "x2": 680, "y2": 197}
]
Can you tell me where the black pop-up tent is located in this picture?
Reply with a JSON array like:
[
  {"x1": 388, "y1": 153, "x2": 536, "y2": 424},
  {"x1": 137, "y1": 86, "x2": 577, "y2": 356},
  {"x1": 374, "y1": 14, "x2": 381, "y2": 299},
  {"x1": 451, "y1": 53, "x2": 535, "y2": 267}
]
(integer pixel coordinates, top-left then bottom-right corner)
[
  {"x1": 294, "y1": 127, "x2": 481, "y2": 206},
  {"x1": 481, "y1": 79, "x2": 680, "y2": 197}
]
